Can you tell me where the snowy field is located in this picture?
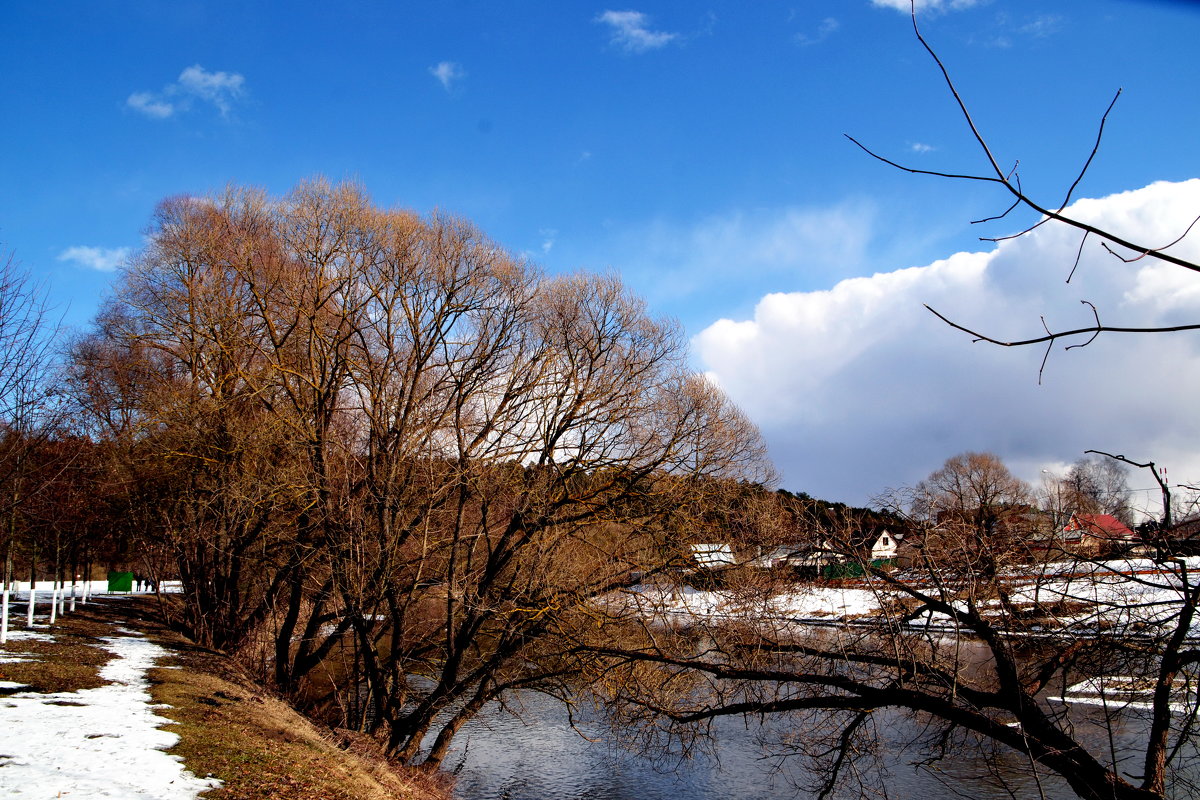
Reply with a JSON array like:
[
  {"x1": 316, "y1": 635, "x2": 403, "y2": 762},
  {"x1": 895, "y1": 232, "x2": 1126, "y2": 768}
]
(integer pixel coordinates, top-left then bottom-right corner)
[
  {"x1": 626, "y1": 557, "x2": 1200, "y2": 633},
  {"x1": 625, "y1": 582, "x2": 880, "y2": 622},
  {"x1": 0, "y1": 625, "x2": 220, "y2": 799}
]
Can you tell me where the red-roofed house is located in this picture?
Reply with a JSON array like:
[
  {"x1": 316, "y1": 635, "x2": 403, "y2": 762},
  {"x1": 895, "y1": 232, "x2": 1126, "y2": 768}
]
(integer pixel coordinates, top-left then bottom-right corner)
[{"x1": 1061, "y1": 513, "x2": 1139, "y2": 556}]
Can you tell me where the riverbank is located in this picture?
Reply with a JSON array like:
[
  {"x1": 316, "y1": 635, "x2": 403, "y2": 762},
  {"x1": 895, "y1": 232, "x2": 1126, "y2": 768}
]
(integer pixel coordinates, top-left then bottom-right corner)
[{"x1": 0, "y1": 594, "x2": 449, "y2": 800}]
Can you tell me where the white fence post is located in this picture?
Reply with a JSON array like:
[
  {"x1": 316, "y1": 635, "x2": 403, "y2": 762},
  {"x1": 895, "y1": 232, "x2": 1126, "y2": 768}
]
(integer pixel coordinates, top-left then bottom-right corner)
[
  {"x1": 26, "y1": 587, "x2": 35, "y2": 627},
  {"x1": 1, "y1": 588, "x2": 9, "y2": 644},
  {"x1": 49, "y1": 588, "x2": 58, "y2": 625}
]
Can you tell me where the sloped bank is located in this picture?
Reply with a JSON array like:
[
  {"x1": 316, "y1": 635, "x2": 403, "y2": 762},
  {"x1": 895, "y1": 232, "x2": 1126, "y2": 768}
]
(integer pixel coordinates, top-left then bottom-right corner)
[{"x1": 0, "y1": 596, "x2": 449, "y2": 800}]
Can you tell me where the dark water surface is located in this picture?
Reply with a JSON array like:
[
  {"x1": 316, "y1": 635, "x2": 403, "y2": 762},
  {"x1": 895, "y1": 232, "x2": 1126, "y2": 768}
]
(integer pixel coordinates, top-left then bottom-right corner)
[{"x1": 443, "y1": 691, "x2": 1083, "y2": 800}]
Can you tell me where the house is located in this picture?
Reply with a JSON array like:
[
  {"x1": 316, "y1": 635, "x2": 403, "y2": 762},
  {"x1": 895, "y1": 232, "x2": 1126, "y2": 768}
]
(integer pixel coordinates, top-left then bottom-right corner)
[
  {"x1": 1026, "y1": 513, "x2": 1138, "y2": 559},
  {"x1": 690, "y1": 543, "x2": 737, "y2": 570},
  {"x1": 817, "y1": 526, "x2": 904, "y2": 562},
  {"x1": 867, "y1": 527, "x2": 901, "y2": 560},
  {"x1": 780, "y1": 527, "x2": 907, "y2": 577},
  {"x1": 814, "y1": 527, "x2": 904, "y2": 579},
  {"x1": 746, "y1": 545, "x2": 808, "y2": 570},
  {"x1": 1061, "y1": 513, "x2": 1138, "y2": 555}
]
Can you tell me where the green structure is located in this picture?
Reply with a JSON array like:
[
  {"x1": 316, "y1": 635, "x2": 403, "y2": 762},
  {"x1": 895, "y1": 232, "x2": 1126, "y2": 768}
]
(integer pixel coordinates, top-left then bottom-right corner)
[
  {"x1": 822, "y1": 560, "x2": 895, "y2": 580},
  {"x1": 107, "y1": 571, "x2": 133, "y2": 592}
]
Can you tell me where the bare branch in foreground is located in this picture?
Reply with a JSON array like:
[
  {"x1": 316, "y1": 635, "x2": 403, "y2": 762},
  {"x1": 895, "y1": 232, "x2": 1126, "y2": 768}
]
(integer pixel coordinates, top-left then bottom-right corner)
[
  {"x1": 1085, "y1": 449, "x2": 1173, "y2": 530},
  {"x1": 924, "y1": 303, "x2": 1200, "y2": 383},
  {"x1": 850, "y1": 5, "x2": 1200, "y2": 379}
]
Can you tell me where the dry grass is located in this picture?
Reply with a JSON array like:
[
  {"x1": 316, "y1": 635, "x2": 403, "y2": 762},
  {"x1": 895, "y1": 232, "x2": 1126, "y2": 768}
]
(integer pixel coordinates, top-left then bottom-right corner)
[
  {"x1": 0, "y1": 596, "x2": 451, "y2": 800},
  {"x1": 0, "y1": 607, "x2": 113, "y2": 693}
]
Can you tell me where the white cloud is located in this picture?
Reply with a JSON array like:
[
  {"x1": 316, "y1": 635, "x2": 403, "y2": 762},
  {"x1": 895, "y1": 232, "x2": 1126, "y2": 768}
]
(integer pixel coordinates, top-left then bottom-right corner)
[
  {"x1": 125, "y1": 92, "x2": 174, "y2": 119},
  {"x1": 871, "y1": 0, "x2": 981, "y2": 12},
  {"x1": 540, "y1": 228, "x2": 558, "y2": 254},
  {"x1": 126, "y1": 65, "x2": 246, "y2": 119},
  {"x1": 176, "y1": 65, "x2": 244, "y2": 115},
  {"x1": 795, "y1": 17, "x2": 840, "y2": 46},
  {"x1": 694, "y1": 180, "x2": 1200, "y2": 508},
  {"x1": 1020, "y1": 14, "x2": 1063, "y2": 38},
  {"x1": 595, "y1": 10, "x2": 678, "y2": 53},
  {"x1": 910, "y1": 142, "x2": 935, "y2": 153},
  {"x1": 429, "y1": 61, "x2": 466, "y2": 92},
  {"x1": 58, "y1": 246, "x2": 130, "y2": 272}
]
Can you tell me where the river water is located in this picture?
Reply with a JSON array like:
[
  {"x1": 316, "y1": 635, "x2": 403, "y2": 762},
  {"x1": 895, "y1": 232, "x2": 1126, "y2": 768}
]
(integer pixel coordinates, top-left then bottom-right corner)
[{"x1": 442, "y1": 690, "x2": 1087, "y2": 800}]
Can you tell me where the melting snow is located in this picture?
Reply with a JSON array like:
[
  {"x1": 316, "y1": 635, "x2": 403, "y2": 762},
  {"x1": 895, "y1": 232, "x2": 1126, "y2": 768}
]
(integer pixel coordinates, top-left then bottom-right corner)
[{"x1": 0, "y1": 630, "x2": 221, "y2": 799}]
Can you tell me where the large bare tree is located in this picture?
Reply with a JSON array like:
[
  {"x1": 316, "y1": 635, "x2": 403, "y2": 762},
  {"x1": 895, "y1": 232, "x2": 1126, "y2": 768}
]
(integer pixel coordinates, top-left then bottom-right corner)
[{"x1": 73, "y1": 179, "x2": 772, "y2": 765}]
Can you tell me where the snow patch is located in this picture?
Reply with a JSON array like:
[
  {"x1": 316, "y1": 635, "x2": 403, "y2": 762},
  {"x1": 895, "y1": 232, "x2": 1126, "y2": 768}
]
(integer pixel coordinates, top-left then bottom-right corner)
[{"x1": 0, "y1": 632, "x2": 221, "y2": 799}]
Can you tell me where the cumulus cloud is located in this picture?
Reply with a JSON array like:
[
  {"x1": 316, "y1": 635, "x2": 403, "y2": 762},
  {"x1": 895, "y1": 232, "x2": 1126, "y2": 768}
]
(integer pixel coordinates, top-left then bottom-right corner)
[
  {"x1": 126, "y1": 65, "x2": 246, "y2": 119},
  {"x1": 176, "y1": 65, "x2": 244, "y2": 114},
  {"x1": 58, "y1": 246, "x2": 130, "y2": 272},
  {"x1": 429, "y1": 61, "x2": 466, "y2": 92},
  {"x1": 595, "y1": 10, "x2": 678, "y2": 53},
  {"x1": 694, "y1": 180, "x2": 1200, "y2": 510}
]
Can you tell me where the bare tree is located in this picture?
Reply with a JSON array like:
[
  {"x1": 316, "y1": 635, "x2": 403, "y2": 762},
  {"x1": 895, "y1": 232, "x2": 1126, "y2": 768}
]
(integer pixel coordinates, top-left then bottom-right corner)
[
  {"x1": 0, "y1": 253, "x2": 62, "y2": 608},
  {"x1": 72, "y1": 179, "x2": 773, "y2": 767},
  {"x1": 72, "y1": 191, "x2": 303, "y2": 649},
  {"x1": 1058, "y1": 455, "x2": 1135, "y2": 527},
  {"x1": 588, "y1": 452, "x2": 1200, "y2": 800},
  {"x1": 847, "y1": 9, "x2": 1200, "y2": 383}
]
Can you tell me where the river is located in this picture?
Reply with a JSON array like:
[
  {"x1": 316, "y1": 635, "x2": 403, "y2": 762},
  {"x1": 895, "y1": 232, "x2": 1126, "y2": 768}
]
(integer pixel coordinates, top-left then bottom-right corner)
[{"x1": 441, "y1": 689, "x2": 1096, "y2": 800}]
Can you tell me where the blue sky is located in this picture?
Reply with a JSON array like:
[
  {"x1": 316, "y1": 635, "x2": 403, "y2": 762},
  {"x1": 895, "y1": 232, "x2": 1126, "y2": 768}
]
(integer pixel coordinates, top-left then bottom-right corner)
[{"x1": 5, "y1": 1, "x2": 1200, "y2": 508}]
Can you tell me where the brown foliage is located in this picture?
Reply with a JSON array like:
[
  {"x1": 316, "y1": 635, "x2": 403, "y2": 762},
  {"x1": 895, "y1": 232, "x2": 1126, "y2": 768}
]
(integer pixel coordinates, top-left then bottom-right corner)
[{"x1": 69, "y1": 178, "x2": 772, "y2": 765}]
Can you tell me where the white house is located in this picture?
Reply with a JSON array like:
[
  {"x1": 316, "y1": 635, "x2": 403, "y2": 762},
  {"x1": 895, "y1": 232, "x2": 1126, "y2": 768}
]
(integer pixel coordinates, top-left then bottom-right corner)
[{"x1": 690, "y1": 543, "x2": 737, "y2": 569}]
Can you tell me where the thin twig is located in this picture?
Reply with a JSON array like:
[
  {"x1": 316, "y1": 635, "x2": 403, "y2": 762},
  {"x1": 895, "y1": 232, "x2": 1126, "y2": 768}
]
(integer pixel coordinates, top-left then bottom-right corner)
[
  {"x1": 1101, "y1": 214, "x2": 1200, "y2": 263},
  {"x1": 1063, "y1": 301, "x2": 1102, "y2": 352},
  {"x1": 1060, "y1": 89, "x2": 1122, "y2": 211},
  {"x1": 1067, "y1": 232, "x2": 1090, "y2": 283},
  {"x1": 910, "y1": 7, "x2": 1006, "y2": 182},
  {"x1": 851, "y1": 10, "x2": 1200, "y2": 278},
  {"x1": 843, "y1": 135, "x2": 1001, "y2": 186}
]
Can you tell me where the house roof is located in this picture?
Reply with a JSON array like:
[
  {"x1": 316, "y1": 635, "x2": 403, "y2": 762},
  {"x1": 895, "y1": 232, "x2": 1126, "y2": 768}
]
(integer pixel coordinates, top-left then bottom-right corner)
[
  {"x1": 690, "y1": 543, "x2": 736, "y2": 567},
  {"x1": 1065, "y1": 514, "x2": 1137, "y2": 541}
]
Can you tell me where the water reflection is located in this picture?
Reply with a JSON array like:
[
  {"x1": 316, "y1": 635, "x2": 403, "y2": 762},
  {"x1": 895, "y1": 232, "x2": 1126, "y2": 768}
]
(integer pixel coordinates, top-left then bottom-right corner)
[{"x1": 444, "y1": 691, "x2": 1079, "y2": 800}]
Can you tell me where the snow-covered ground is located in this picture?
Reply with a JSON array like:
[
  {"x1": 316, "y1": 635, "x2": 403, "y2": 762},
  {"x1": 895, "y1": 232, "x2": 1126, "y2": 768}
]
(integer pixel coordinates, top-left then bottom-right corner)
[
  {"x1": 1008, "y1": 557, "x2": 1200, "y2": 635},
  {"x1": 0, "y1": 626, "x2": 220, "y2": 799},
  {"x1": 1, "y1": 581, "x2": 185, "y2": 644},
  {"x1": 627, "y1": 557, "x2": 1200, "y2": 634},
  {"x1": 626, "y1": 582, "x2": 880, "y2": 622}
]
